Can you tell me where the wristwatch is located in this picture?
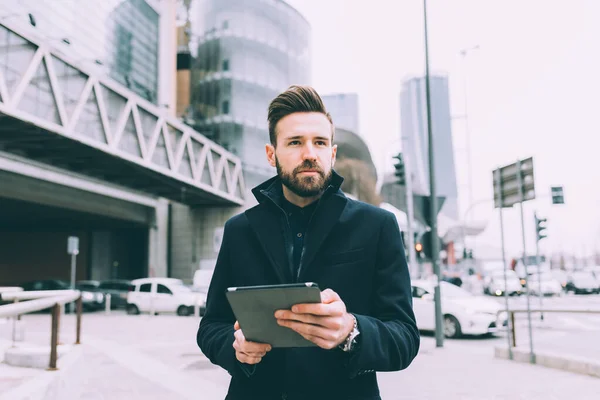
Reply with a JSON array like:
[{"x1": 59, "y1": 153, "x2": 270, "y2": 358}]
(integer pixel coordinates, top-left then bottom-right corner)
[{"x1": 339, "y1": 314, "x2": 360, "y2": 352}]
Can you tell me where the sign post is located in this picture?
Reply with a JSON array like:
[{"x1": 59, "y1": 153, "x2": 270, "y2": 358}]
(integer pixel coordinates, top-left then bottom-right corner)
[
  {"x1": 492, "y1": 157, "x2": 536, "y2": 364},
  {"x1": 67, "y1": 236, "x2": 79, "y2": 314}
]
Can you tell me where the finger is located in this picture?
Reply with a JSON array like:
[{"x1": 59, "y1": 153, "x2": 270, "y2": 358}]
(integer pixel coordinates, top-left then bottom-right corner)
[
  {"x1": 320, "y1": 289, "x2": 340, "y2": 304},
  {"x1": 234, "y1": 321, "x2": 240, "y2": 331},
  {"x1": 236, "y1": 352, "x2": 262, "y2": 365},
  {"x1": 277, "y1": 319, "x2": 338, "y2": 342},
  {"x1": 298, "y1": 333, "x2": 337, "y2": 350},
  {"x1": 240, "y1": 340, "x2": 272, "y2": 353},
  {"x1": 291, "y1": 302, "x2": 344, "y2": 316},
  {"x1": 234, "y1": 340, "x2": 269, "y2": 357},
  {"x1": 277, "y1": 312, "x2": 341, "y2": 330}
]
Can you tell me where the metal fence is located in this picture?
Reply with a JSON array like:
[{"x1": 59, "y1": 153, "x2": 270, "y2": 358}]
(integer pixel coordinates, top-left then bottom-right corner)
[{"x1": 0, "y1": 289, "x2": 82, "y2": 370}]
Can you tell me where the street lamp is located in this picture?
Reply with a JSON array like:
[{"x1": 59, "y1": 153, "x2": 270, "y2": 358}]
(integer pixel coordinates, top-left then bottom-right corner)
[
  {"x1": 423, "y1": 0, "x2": 444, "y2": 348},
  {"x1": 459, "y1": 45, "x2": 479, "y2": 211}
]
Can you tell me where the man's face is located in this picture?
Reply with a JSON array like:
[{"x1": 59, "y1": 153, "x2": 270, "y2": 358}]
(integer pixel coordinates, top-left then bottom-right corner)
[{"x1": 266, "y1": 112, "x2": 337, "y2": 198}]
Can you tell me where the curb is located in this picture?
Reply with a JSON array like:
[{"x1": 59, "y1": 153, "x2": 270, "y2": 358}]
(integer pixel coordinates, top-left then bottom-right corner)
[
  {"x1": 0, "y1": 345, "x2": 84, "y2": 400},
  {"x1": 495, "y1": 346, "x2": 600, "y2": 379}
]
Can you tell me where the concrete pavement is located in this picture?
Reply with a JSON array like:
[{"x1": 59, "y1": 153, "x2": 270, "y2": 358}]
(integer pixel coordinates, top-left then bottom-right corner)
[{"x1": 2, "y1": 312, "x2": 599, "y2": 399}]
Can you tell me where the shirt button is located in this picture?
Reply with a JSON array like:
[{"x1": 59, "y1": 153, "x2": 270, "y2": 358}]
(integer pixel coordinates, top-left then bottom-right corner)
[{"x1": 297, "y1": 233, "x2": 302, "y2": 238}]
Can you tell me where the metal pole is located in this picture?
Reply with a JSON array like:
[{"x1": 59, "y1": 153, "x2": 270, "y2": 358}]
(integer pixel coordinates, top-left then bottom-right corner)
[
  {"x1": 460, "y1": 48, "x2": 476, "y2": 247},
  {"x1": 495, "y1": 169, "x2": 512, "y2": 360},
  {"x1": 105, "y1": 293, "x2": 112, "y2": 315},
  {"x1": 423, "y1": 0, "x2": 443, "y2": 348},
  {"x1": 75, "y1": 296, "x2": 82, "y2": 344},
  {"x1": 510, "y1": 312, "x2": 516, "y2": 347},
  {"x1": 403, "y1": 139, "x2": 418, "y2": 278},
  {"x1": 48, "y1": 303, "x2": 59, "y2": 371},
  {"x1": 535, "y1": 212, "x2": 544, "y2": 321},
  {"x1": 516, "y1": 159, "x2": 535, "y2": 364},
  {"x1": 11, "y1": 299, "x2": 19, "y2": 347},
  {"x1": 69, "y1": 253, "x2": 76, "y2": 314}
]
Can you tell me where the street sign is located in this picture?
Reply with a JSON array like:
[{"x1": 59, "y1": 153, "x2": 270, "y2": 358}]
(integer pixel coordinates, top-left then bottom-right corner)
[
  {"x1": 492, "y1": 157, "x2": 536, "y2": 208},
  {"x1": 551, "y1": 186, "x2": 565, "y2": 204},
  {"x1": 67, "y1": 236, "x2": 79, "y2": 255}
]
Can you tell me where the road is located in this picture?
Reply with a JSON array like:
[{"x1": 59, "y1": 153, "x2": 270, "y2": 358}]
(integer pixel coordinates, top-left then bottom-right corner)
[
  {"x1": 484, "y1": 293, "x2": 600, "y2": 361},
  {"x1": 1, "y1": 294, "x2": 599, "y2": 399}
]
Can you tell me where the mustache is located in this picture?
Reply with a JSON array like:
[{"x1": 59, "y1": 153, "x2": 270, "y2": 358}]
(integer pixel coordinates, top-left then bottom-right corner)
[{"x1": 293, "y1": 161, "x2": 324, "y2": 175}]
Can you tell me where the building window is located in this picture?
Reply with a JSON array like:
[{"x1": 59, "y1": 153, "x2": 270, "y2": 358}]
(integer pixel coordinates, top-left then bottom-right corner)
[
  {"x1": 222, "y1": 59, "x2": 229, "y2": 71},
  {"x1": 222, "y1": 101, "x2": 230, "y2": 115},
  {"x1": 115, "y1": 25, "x2": 133, "y2": 76}
]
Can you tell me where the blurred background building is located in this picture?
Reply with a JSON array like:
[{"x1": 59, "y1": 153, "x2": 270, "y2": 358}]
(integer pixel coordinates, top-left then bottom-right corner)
[
  {"x1": 322, "y1": 93, "x2": 360, "y2": 134},
  {"x1": 399, "y1": 75, "x2": 459, "y2": 220},
  {"x1": 0, "y1": 0, "x2": 248, "y2": 286},
  {"x1": 177, "y1": 0, "x2": 311, "y2": 188}
]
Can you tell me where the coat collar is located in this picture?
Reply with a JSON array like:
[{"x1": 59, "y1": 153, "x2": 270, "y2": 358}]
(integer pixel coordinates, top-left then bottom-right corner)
[{"x1": 245, "y1": 170, "x2": 347, "y2": 283}]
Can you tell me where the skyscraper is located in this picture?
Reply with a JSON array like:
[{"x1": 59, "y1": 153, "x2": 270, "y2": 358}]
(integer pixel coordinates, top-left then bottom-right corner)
[
  {"x1": 322, "y1": 93, "x2": 360, "y2": 134},
  {"x1": 400, "y1": 75, "x2": 459, "y2": 220}
]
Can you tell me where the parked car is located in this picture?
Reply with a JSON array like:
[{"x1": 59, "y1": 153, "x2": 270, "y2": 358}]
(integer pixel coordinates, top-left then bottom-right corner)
[
  {"x1": 526, "y1": 273, "x2": 563, "y2": 296},
  {"x1": 20, "y1": 279, "x2": 104, "y2": 311},
  {"x1": 483, "y1": 269, "x2": 523, "y2": 296},
  {"x1": 566, "y1": 271, "x2": 599, "y2": 294},
  {"x1": 411, "y1": 279, "x2": 507, "y2": 339},
  {"x1": 126, "y1": 278, "x2": 205, "y2": 316},
  {"x1": 96, "y1": 280, "x2": 134, "y2": 309}
]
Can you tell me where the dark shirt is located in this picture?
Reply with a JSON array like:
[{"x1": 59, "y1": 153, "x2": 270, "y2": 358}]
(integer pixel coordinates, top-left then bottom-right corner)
[{"x1": 280, "y1": 197, "x2": 319, "y2": 279}]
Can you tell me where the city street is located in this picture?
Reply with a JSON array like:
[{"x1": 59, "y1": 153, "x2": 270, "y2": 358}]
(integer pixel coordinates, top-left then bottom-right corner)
[{"x1": 1, "y1": 294, "x2": 599, "y2": 399}]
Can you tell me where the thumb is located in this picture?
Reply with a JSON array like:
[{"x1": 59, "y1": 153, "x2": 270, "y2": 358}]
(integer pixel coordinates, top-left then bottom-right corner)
[
  {"x1": 234, "y1": 321, "x2": 240, "y2": 331},
  {"x1": 321, "y1": 289, "x2": 340, "y2": 304}
]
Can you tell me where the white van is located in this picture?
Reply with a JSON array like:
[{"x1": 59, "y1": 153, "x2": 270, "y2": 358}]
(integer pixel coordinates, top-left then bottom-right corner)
[{"x1": 126, "y1": 278, "x2": 204, "y2": 316}]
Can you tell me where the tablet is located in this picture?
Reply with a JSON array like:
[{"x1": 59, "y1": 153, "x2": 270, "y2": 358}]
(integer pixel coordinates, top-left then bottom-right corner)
[{"x1": 225, "y1": 283, "x2": 322, "y2": 348}]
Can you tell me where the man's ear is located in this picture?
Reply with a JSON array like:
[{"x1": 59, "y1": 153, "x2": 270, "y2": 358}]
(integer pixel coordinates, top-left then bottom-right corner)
[
  {"x1": 331, "y1": 144, "x2": 338, "y2": 167},
  {"x1": 266, "y1": 144, "x2": 276, "y2": 168}
]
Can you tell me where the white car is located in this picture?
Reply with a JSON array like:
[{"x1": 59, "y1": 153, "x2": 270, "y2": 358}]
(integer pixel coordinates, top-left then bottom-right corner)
[
  {"x1": 526, "y1": 273, "x2": 563, "y2": 296},
  {"x1": 412, "y1": 280, "x2": 507, "y2": 338},
  {"x1": 126, "y1": 278, "x2": 204, "y2": 316},
  {"x1": 484, "y1": 270, "x2": 523, "y2": 296}
]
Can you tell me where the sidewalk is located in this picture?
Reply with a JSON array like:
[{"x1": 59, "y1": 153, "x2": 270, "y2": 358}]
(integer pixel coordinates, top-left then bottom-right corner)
[
  {"x1": 381, "y1": 337, "x2": 600, "y2": 400},
  {"x1": 2, "y1": 313, "x2": 599, "y2": 399}
]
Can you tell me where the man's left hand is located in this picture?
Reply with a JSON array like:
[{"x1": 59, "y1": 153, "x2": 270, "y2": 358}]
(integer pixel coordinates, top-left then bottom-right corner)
[{"x1": 274, "y1": 288, "x2": 354, "y2": 350}]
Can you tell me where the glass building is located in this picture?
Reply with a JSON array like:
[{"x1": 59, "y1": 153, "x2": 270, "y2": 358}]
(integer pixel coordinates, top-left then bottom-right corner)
[
  {"x1": 0, "y1": 0, "x2": 161, "y2": 104},
  {"x1": 400, "y1": 75, "x2": 459, "y2": 220},
  {"x1": 187, "y1": 0, "x2": 311, "y2": 187}
]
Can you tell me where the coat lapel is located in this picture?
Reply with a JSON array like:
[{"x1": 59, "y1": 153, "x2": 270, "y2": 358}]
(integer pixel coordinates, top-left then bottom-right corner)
[
  {"x1": 297, "y1": 191, "x2": 348, "y2": 281},
  {"x1": 245, "y1": 206, "x2": 292, "y2": 284}
]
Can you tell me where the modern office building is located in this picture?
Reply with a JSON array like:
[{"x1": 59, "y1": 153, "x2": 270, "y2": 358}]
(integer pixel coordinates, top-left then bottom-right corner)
[
  {"x1": 399, "y1": 75, "x2": 459, "y2": 220},
  {"x1": 0, "y1": 1, "x2": 245, "y2": 285},
  {"x1": 186, "y1": 0, "x2": 311, "y2": 187},
  {"x1": 322, "y1": 93, "x2": 360, "y2": 134}
]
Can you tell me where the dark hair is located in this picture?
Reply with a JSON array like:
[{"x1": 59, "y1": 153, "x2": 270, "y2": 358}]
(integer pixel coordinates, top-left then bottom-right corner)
[{"x1": 267, "y1": 85, "x2": 334, "y2": 146}]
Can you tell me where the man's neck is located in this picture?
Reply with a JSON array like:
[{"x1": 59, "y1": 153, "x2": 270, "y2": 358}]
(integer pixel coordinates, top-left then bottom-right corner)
[{"x1": 281, "y1": 185, "x2": 321, "y2": 208}]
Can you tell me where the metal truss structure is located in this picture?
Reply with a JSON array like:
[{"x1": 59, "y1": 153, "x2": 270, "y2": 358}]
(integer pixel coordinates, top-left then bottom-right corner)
[{"x1": 0, "y1": 22, "x2": 245, "y2": 206}]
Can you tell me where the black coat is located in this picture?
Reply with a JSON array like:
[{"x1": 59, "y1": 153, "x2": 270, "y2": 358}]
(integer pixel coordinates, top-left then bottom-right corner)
[{"x1": 197, "y1": 172, "x2": 420, "y2": 400}]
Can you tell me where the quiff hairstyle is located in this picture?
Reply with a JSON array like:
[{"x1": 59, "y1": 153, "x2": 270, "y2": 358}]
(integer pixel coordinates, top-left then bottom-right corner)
[{"x1": 267, "y1": 85, "x2": 334, "y2": 146}]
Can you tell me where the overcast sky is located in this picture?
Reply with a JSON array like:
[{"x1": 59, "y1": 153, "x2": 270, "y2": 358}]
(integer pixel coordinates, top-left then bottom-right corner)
[{"x1": 286, "y1": 0, "x2": 599, "y2": 261}]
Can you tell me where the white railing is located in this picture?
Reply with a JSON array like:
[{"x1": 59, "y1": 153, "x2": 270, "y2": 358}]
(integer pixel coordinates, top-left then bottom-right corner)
[
  {"x1": 0, "y1": 290, "x2": 83, "y2": 370},
  {"x1": 0, "y1": 22, "x2": 245, "y2": 205}
]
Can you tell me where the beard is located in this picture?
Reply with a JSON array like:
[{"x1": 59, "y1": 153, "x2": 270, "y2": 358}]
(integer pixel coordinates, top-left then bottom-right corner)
[{"x1": 276, "y1": 158, "x2": 332, "y2": 198}]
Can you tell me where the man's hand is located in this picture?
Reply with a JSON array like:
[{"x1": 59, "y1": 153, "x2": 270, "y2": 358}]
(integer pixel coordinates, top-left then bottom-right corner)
[
  {"x1": 233, "y1": 321, "x2": 272, "y2": 365},
  {"x1": 275, "y1": 289, "x2": 355, "y2": 350}
]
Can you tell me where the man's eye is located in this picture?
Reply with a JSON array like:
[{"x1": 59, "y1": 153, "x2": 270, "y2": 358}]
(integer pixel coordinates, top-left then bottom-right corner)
[
  {"x1": 315, "y1": 141, "x2": 327, "y2": 146},
  {"x1": 289, "y1": 141, "x2": 300, "y2": 145}
]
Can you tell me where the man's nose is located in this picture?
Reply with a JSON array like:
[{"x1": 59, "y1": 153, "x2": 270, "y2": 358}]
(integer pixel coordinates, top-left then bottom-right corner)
[{"x1": 302, "y1": 143, "x2": 317, "y2": 160}]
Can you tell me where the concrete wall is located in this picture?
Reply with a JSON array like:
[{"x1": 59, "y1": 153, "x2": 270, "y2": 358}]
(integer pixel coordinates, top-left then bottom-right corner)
[{"x1": 168, "y1": 187, "x2": 259, "y2": 283}]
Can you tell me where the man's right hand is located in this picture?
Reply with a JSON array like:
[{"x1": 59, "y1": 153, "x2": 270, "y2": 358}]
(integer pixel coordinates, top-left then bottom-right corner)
[{"x1": 233, "y1": 321, "x2": 272, "y2": 365}]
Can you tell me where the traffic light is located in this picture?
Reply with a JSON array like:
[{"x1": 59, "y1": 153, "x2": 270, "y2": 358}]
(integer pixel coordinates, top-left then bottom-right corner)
[
  {"x1": 535, "y1": 214, "x2": 547, "y2": 241},
  {"x1": 551, "y1": 186, "x2": 565, "y2": 205},
  {"x1": 415, "y1": 242, "x2": 423, "y2": 258},
  {"x1": 393, "y1": 153, "x2": 406, "y2": 186}
]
